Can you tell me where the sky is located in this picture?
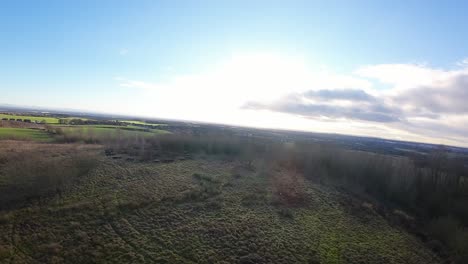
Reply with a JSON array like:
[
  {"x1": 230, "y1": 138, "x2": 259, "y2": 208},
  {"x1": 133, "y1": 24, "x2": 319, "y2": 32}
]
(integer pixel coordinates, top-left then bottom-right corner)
[{"x1": 1, "y1": 0, "x2": 468, "y2": 146}]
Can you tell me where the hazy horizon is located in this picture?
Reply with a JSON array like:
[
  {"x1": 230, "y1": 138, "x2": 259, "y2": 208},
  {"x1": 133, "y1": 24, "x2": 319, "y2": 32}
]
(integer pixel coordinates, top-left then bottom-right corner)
[{"x1": 2, "y1": 1, "x2": 468, "y2": 147}]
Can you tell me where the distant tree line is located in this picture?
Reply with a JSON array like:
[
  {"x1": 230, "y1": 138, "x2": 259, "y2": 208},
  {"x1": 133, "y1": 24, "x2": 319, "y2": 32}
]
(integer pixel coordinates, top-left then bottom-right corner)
[{"x1": 58, "y1": 118, "x2": 124, "y2": 126}]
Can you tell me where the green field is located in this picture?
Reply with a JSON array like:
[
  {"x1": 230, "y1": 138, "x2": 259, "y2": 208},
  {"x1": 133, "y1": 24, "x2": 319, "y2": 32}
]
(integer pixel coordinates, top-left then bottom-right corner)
[
  {"x1": 0, "y1": 114, "x2": 59, "y2": 124},
  {"x1": 0, "y1": 128, "x2": 52, "y2": 141},
  {"x1": 59, "y1": 117, "x2": 93, "y2": 121}
]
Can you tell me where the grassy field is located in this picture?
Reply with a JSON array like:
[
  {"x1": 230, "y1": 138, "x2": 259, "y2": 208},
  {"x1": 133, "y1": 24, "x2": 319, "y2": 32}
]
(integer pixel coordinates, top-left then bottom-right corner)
[
  {"x1": 0, "y1": 128, "x2": 52, "y2": 141},
  {"x1": 122, "y1": 120, "x2": 167, "y2": 126},
  {"x1": 51, "y1": 125, "x2": 169, "y2": 143},
  {"x1": 0, "y1": 114, "x2": 59, "y2": 124},
  {"x1": 0, "y1": 123, "x2": 169, "y2": 143},
  {"x1": 0, "y1": 142, "x2": 440, "y2": 263},
  {"x1": 57, "y1": 125, "x2": 168, "y2": 137}
]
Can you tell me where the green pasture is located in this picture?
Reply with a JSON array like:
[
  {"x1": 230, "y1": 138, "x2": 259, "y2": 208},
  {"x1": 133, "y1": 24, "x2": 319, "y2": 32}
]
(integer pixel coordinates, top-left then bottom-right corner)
[
  {"x1": 0, "y1": 127, "x2": 52, "y2": 141},
  {"x1": 0, "y1": 113, "x2": 59, "y2": 124}
]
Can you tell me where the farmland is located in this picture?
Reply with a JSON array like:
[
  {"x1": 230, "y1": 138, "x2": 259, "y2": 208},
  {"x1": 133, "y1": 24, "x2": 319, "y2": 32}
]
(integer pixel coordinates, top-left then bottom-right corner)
[
  {"x1": 0, "y1": 114, "x2": 60, "y2": 124},
  {"x1": 0, "y1": 113, "x2": 171, "y2": 143}
]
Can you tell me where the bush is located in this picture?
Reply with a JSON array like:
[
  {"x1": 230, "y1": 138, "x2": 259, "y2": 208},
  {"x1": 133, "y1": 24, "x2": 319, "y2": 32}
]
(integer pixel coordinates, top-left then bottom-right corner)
[{"x1": 271, "y1": 169, "x2": 307, "y2": 207}]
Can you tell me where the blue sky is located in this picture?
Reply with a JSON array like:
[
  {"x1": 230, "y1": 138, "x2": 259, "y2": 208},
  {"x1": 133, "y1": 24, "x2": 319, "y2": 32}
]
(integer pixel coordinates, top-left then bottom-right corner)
[{"x1": 1, "y1": 1, "x2": 468, "y2": 146}]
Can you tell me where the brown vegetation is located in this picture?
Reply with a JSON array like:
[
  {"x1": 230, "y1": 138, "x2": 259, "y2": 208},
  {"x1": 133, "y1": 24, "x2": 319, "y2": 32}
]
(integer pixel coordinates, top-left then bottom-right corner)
[
  {"x1": 0, "y1": 120, "x2": 44, "y2": 129},
  {"x1": 111, "y1": 134, "x2": 468, "y2": 262},
  {"x1": 0, "y1": 141, "x2": 100, "y2": 209},
  {"x1": 0, "y1": 132, "x2": 467, "y2": 262},
  {"x1": 270, "y1": 168, "x2": 307, "y2": 207}
]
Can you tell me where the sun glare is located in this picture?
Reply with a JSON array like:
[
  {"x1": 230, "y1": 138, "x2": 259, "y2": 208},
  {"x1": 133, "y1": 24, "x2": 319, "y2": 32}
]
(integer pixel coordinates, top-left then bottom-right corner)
[{"x1": 218, "y1": 52, "x2": 310, "y2": 102}]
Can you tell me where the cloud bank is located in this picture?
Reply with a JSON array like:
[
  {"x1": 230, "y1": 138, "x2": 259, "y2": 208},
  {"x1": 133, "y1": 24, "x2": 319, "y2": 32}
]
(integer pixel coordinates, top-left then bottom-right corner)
[
  {"x1": 242, "y1": 62, "x2": 468, "y2": 145},
  {"x1": 116, "y1": 54, "x2": 468, "y2": 147}
]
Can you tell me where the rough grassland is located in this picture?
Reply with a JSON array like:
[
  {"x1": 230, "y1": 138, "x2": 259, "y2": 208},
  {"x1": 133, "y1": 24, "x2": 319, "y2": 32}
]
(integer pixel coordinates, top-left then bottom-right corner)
[
  {"x1": 0, "y1": 128, "x2": 52, "y2": 141},
  {"x1": 0, "y1": 144, "x2": 439, "y2": 264}
]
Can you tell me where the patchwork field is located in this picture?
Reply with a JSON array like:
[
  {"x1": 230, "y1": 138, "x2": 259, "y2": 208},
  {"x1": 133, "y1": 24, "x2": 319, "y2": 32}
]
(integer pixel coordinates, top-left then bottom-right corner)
[
  {"x1": 0, "y1": 142, "x2": 440, "y2": 264},
  {"x1": 0, "y1": 121, "x2": 170, "y2": 144}
]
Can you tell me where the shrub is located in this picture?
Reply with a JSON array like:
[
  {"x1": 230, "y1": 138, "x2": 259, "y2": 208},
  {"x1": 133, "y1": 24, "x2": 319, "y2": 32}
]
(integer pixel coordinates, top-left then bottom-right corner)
[{"x1": 271, "y1": 169, "x2": 307, "y2": 207}]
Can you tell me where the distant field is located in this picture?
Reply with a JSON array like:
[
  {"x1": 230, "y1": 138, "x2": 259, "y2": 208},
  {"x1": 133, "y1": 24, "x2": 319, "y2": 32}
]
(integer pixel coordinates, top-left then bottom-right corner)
[
  {"x1": 56, "y1": 125, "x2": 169, "y2": 141},
  {"x1": 0, "y1": 113, "x2": 59, "y2": 124},
  {"x1": 0, "y1": 127, "x2": 52, "y2": 141},
  {"x1": 58, "y1": 125, "x2": 169, "y2": 133},
  {"x1": 58, "y1": 117, "x2": 94, "y2": 122},
  {"x1": 122, "y1": 120, "x2": 167, "y2": 126},
  {"x1": 0, "y1": 124, "x2": 169, "y2": 143},
  {"x1": 121, "y1": 120, "x2": 147, "y2": 125}
]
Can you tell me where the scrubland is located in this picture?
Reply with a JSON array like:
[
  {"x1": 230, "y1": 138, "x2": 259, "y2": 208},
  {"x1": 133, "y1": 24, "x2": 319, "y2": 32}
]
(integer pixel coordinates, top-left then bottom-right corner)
[{"x1": 0, "y1": 131, "x2": 466, "y2": 263}]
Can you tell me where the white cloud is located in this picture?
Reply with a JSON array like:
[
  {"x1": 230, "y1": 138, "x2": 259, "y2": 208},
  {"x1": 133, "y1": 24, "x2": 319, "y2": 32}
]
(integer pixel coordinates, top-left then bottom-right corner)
[
  {"x1": 118, "y1": 52, "x2": 373, "y2": 104},
  {"x1": 457, "y1": 58, "x2": 468, "y2": 67},
  {"x1": 355, "y1": 63, "x2": 449, "y2": 91}
]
